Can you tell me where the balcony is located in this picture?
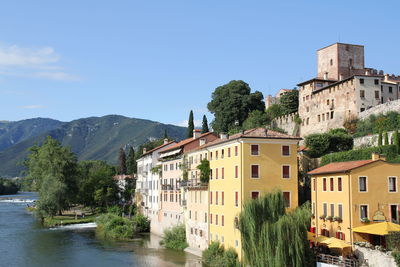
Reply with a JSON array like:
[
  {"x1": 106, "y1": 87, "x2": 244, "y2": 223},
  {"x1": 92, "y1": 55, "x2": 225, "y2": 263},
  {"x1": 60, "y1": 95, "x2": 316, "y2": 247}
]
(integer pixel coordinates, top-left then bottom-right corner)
[
  {"x1": 181, "y1": 200, "x2": 187, "y2": 207},
  {"x1": 161, "y1": 184, "x2": 174, "y2": 191}
]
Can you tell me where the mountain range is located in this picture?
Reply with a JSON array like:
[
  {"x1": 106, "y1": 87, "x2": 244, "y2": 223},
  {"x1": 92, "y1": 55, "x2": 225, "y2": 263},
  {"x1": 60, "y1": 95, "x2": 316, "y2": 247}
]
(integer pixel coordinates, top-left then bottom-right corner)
[{"x1": 0, "y1": 115, "x2": 187, "y2": 177}]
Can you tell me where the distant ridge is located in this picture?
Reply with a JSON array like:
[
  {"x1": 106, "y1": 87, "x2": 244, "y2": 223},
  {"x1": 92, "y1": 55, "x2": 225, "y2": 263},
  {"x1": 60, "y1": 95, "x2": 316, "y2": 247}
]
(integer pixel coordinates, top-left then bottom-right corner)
[{"x1": 0, "y1": 115, "x2": 186, "y2": 177}]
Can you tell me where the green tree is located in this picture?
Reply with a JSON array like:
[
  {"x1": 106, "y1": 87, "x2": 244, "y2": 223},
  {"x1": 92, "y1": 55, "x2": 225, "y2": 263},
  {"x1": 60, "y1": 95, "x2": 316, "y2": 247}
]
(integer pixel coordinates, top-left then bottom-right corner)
[
  {"x1": 197, "y1": 159, "x2": 210, "y2": 184},
  {"x1": 242, "y1": 110, "x2": 270, "y2": 130},
  {"x1": 394, "y1": 131, "x2": 400, "y2": 154},
  {"x1": 280, "y1": 89, "x2": 299, "y2": 115},
  {"x1": 201, "y1": 115, "x2": 209, "y2": 133},
  {"x1": 164, "y1": 129, "x2": 168, "y2": 139},
  {"x1": 25, "y1": 136, "x2": 78, "y2": 217},
  {"x1": 239, "y1": 191, "x2": 313, "y2": 267},
  {"x1": 384, "y1": 132, "x2": 390, "y2": 145},
  {"x1": 118, "y1": 147, "x2": 127, "y2": 175},
  {"x1": 207, "y1": 80, "x2": 265, "y2": 133},
  {"x1": 265, "y1": 103, "x2": 284, "y2": 120},
  {"x1": 187, "y1": 110, "x2": 194, "y2": 138},
  {"x1": 126, "y1": 146, "x2": 136, "y2": 175},
  {"x1": 378, "y1": 131, "x2": 383, "y2": 146}
]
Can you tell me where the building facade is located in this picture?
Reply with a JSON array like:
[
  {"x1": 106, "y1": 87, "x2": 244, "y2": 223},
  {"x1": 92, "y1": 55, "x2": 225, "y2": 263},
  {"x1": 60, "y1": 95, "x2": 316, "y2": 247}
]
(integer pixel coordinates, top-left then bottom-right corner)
[{"x1": 309, "y1": 154, "x2": 400, "y2": 244}]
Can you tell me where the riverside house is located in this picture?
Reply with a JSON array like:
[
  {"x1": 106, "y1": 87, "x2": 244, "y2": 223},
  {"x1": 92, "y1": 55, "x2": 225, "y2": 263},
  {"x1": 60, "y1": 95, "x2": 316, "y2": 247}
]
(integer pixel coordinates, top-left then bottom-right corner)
[{"x1": 309, "y1": 153, "x2": 400, "y2": 245}]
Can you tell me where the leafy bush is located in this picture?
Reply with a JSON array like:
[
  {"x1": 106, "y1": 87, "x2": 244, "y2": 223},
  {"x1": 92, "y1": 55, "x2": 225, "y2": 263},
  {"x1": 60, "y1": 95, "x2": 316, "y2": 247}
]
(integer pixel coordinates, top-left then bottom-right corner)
[
  {"x1": 202, "y1": 241, "x2": 241, "y2": 267},
  {"x1": 107, "y1": 206, "x2": 123, "y2": 215},
  {"x1": 388, "y1": 232, "x2": 400, "y2": 251},
  {"x1": 392, "y1": 251, "x2": 400, "y2": 267},
  {"x1": 320, "y1": 145, "x2": 398, "y2": 166},
  {"x1": 160, "y1": 224, "x2": 188, "y2": 251},
  {"x1": 305, "y1": 129, "x2": 353, "y2": 158},
  {"x1": 197, "y1": 159, "x2": 210, "y2": 184},
  {"x1": 354, "y1": 111, "x2": 400, "y2": 137},
  {"x1": 131, "y1": 213, "x2": 150, "y2": 232}
]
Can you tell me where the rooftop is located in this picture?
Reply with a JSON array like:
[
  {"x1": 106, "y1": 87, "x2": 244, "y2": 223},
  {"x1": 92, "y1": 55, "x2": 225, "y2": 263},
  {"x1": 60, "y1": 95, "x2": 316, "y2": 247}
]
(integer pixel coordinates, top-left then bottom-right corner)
[
  {"x1": 160, "y1": 132, "x2": 215, "y2": 153},
  {"x1": 140, "y1": 140, "x2": 176, "y2": 158},
  {"x1": 307, "y1": 159, "x2": 379, "y2": 175}
]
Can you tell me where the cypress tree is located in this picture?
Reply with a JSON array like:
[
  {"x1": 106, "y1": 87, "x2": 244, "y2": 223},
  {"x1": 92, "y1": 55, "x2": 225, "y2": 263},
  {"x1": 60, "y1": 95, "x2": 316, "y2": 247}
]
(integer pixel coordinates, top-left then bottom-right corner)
[
  {"x1": 163, "y1": 129, "x2": 168, "y2": 139},
  {"x1": 378, "y1": 131, "x2": 383, "y2": 146},
  {"x1": 118, "y1": 147, "x2": 127, "y2": 175},
  {"x1": 187, "y1": 110, "x2": 194, "y2": 138},
  {"x1": 201, "y1": 115, "x2": 209, "y2": 133},
  {"x1": 384, "y1": 132, "x2": 389, "y2": 145},
  {"x1": 126, "y1": 146, "x2": 136, "y2": 175}
]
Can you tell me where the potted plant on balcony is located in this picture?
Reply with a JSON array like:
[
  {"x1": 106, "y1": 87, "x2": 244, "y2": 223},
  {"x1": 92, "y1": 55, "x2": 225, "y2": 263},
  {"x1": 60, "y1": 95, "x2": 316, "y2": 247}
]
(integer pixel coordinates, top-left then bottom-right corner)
[
  {"x1": 326, "y1": 216, "x2": 333, "y2": 222},
  {"x1": 333, "y1": 216, "x2": 342, "y2": 223},
  {"x1": 319, "y1": 215, "x2": 326, "y2": 221},
  {"x1": 361, "y1": 217, "x2": 370, "y2": 223}
]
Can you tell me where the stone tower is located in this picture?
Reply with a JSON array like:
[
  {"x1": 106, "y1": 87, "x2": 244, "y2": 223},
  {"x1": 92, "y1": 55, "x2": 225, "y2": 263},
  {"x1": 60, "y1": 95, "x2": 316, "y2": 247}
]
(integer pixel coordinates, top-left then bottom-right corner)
[{"x1": 317, "y1": 43, "x2": 365, "y2": 80}]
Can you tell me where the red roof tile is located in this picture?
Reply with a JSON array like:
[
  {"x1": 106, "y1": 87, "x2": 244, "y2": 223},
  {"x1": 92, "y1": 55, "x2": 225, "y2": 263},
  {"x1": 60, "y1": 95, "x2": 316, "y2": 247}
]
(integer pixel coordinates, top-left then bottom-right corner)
[
  {"x1": 308, "y1": 160, "x2": 379, "y2": 175},
  {"x1": 140, "y1": 141, "x2": 175, "y2": 158},
  {"x1": 160, "y1": 132, "x2": 216, "y2": 153}
]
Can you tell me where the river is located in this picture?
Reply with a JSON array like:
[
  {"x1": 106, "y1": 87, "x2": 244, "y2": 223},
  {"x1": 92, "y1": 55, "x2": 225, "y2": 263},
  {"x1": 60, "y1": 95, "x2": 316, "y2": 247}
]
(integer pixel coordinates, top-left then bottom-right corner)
[{"x1": 0, "y1": 193, "x2": 202, "y2": 267}]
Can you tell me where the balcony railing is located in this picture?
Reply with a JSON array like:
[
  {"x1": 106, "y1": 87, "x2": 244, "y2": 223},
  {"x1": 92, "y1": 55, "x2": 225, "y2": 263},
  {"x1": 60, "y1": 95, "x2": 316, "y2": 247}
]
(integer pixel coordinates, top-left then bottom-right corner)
[{"x1": 316, "y1": 253, "x2": 358, "y2": 267}]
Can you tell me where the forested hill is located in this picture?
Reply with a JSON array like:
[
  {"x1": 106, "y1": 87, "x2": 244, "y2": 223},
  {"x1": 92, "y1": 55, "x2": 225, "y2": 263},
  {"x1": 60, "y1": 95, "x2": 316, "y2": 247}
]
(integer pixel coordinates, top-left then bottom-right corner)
[{"x1": 0, "y1": 115, "x2": 186, "y2": 177}]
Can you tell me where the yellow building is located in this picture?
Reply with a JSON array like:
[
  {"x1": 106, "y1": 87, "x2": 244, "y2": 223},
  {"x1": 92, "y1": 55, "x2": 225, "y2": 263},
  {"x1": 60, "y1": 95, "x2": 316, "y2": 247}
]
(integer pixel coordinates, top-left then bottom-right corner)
[
  {"x1": 189, "y1": 128, "x2": 300, "y2": 258},
  {"x1": 309, "y1": 154, "x2": 400, "y2": 245}
]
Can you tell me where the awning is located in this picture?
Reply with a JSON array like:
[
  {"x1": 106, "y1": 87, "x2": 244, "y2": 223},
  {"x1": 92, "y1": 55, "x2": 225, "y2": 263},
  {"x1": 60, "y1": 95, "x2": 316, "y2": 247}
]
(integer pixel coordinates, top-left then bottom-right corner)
[
  {"x1": 160, "y1": 148, "x2": 181, "y2": 158},
  {"x1": 352, "y1": 222, "x2": 400, "y2": 236},
  {"x1": 314, "y1": 235, "x2": 329, "y2": 243},
  {"x1": 320, "y1": 237, "x2": 352, "y2": 249},
  {"x1": 307, "y1": 231, "x2": 315, "y2": 241}
]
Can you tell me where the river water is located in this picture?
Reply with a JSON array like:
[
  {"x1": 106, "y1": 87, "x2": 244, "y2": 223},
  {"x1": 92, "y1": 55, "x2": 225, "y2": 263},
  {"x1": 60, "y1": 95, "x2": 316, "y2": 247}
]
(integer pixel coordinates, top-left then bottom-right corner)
[{"x1": 0, "y1": 193, "x2": 201, "y2": 267}]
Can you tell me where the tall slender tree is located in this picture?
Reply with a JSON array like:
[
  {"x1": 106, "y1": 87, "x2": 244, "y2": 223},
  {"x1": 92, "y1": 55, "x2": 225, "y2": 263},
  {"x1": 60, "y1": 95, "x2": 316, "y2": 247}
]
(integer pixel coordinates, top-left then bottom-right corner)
[
  {"x1": 187, "y1": 110, "x2": 194, "y2": 138},
  {"x1": 126, "y1": 146, "x2": 136, "y2": 175},
  {"x1": 239, "y1": 191, "x2": 313, "y2": 267},
  {"x1": 163, "y1": 129, "x2": 168, "y2": 139},
  {"x1": 201, "y1": 115, "x2": 209, "y2": 133},
  {"x1": 118, "y1": 147, "x2": 127, "y2": 175}
]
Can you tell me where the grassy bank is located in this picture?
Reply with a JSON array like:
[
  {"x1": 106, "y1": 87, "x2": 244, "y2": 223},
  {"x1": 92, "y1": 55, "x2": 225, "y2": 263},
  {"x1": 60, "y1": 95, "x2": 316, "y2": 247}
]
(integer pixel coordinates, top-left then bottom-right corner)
[
  {"x1": 96, "y1": 213, "x2": 150, "y2": 240},
  {"x1": 44, "y1": 214, "x2": 98, "y2": 227}
]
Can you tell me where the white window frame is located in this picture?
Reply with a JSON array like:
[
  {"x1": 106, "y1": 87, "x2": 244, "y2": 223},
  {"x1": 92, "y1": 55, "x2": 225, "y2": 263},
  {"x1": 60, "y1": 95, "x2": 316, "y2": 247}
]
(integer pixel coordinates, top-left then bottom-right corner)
[
  {"x1": 337, "y1": 177, "x2": 343, "y2": 192},
  {"x1": 388, "y1": 176, "x2": 398, "y2": 193},
  {"x1": 360, "y1": 204, "x2": 369, "y2": 220},
  {"x1": 358, "y1": 176, "x2": 368, "y2": 193},
  {"x1": 389, "y1": 203, "x2": 400, "y2": 223},
  {"x1": 323, "y1": 202, "x2": 328, "y2": 216},
  {"x1": 250, "y1": 144, "x2": 260, "y2": 156},
  {"x1": 282, "y1": 145, "x2": 290, "y2": 157},
  {"x1": 330, "y1": 203, "x2": 335, "y2": 217},
  {"x1": 250, "y1": 164, "x2": 260, "y2": 179},
  {"x1": 282, "y1": 165, "x2": 291, "y2": 179}
]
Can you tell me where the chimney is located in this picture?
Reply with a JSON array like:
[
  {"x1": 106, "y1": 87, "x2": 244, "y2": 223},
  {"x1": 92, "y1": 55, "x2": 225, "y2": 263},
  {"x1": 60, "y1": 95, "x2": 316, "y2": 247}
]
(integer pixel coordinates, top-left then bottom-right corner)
[
  {"x1": 219, "y1": 133, "x2": 228, "y2": 140},
  {"x1": 193, "y1": 129, "x2": 201, "y2": 139},
  {"x1": 339, "y1": 74, "x2": 344, "y2": 81},
  {"x1": 199, "y1": 138, "x2": 206, "y2": 146},
  {"x1": 371, "y1": 152, "x2": 386, "y2": 161},
  {"x1": 323, "y1": 72, "x2": 328, "y2": 80},
  {"x1": 365, "y1": 69, "x2": 370, "y2": 76},
  {"x1": 163, "y1": 138, "x2": 169, "y2": 144},
  {"x1": 143, "y1": 148, "x2": 147, "y2": 154}
]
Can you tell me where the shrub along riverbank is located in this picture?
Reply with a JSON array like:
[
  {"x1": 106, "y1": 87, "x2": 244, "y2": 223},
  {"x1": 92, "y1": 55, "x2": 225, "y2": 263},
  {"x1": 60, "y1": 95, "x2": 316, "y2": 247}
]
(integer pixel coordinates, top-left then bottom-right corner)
[{"x1": 160, "y1": 224, "x2": 188, "y2": 251}]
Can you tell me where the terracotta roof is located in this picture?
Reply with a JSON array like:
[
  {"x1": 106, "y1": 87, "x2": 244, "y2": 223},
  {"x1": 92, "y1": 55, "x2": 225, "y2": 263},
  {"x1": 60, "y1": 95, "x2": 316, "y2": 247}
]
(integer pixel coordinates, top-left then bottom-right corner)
[
  {"x1": 308, "y1": 160, "x2": 379, "y2": 175},
  {"x1": 160, "y1": 132, "x2": 216, "y2": 153},
  {"x1": 298, "y1": 145, "x2": 309, "y2": 152},
  {"x1": 140, "y1": 141, "x2": 175, "y2": 158},
  {"x1": 191, "y1": 127, "x2": 301, "y2": 152}
]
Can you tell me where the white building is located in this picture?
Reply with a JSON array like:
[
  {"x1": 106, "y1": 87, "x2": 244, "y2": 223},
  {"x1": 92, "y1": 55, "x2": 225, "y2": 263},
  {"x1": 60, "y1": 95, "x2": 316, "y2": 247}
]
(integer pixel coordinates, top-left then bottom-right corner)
[{"x1": 135, "y1": 139, "x2": 175, "y2": 235}]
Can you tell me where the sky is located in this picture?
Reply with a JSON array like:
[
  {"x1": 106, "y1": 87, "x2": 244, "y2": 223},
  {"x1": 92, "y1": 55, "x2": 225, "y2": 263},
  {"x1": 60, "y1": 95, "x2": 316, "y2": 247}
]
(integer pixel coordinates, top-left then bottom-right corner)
[{"x1": 1, "y1": 1, "x2": 400, "y2": 127}]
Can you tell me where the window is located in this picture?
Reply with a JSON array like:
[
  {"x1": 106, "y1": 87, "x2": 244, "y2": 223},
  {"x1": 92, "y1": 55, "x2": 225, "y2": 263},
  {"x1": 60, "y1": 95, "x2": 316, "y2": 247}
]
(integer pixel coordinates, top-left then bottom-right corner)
[
  {"x1": 323, "y1": 178, "x2": 327, "y2": 191},
  {"x1": 327, "y1": 99, "x2": 330, "y2": 105},
  {"x1": 338, "y1": 204, "x2": 343, "y2": 219},
  {"x1": 330, "y1": 178, "x2": 334, "y2": 191},
  {"x1": 360, "y1": 205, "x2": 368, "y2": 220},
  {"x1": 374, "y1": 79, "x2": 379, "y2": 85},
  {"x1": 360, "y1": 90, "x2": 365, "y2": 98},
  {"x1": 330, "y1": 203, "x2": 334, "y2": 217},
  {"x1": 216, "y1": 151, "x2": 218, "y2": 160},
  {"x1": 221, "y1": 167, "x2": 224, "y2": 179},
  {"x1": 251, "y1": 145, "x2": 259, "y2": 155},
  {"x1": 331, "y1": 111, "x2": 334, "y2": 119},
  {"x1": 216, "y1": 168, "x2": 218, "y2": 179},
  {"x1": 282, "y1": 165, "x2": 290, "y2": 178},
  {"x1": 216, "y1": 191, "x2": 218, "y2": 205},
  {"x1": 235, "y1": 240, "x2": 239, "y2": 248},
  {"x1": 235, "y1": 191, "x2": 238, "y2": 207},
  {"x1": 189, "y1": 210, "x2": 192, "y2": 219},
  {"x1": 283, "y1": 192, "x2": 290, "y2": 208},
  {"x1": 389, "y1": 177, "x2": 397, "y2": 192},
  {"x1": 210, "y1": 191, "x2": 212, "y2": 204},
  {"x1": 282, "y1": 145, "x2": 290, "y2": 156},
  {"x1": 323, "y1": 203, "x2": 328, "y2": 216},
  {"x1": 359, "y1": 177, "x2": 367, "y2": 192},
  {"x1": 200, "y1": 230, "x2": 203, "y2": 237},
  {"x1": 330, "y1": 59, "x2": 333, "y2": 66},
  {"x1": 216, "y1": 214, "x2": 218, "y2": 225},
  {"x1": 360, "y1": 78, "x2": 364, "y2": 84},
  {"x1": 235, "y1": 166, "x2": 238, "y2": 178},
  {"x1": 389, "y1": 87, "x2": 393, "y2": 94},
  {"x1": 228, "y1": 148, "x2": 231, "y2": 157},
  {"x1": 390, "y1": 205, "x2": 399, "y2": 223},
  {"x1": 221, "y1": 215, "x2": 224, "y2": 226},
  {"x1": 210, "y1": 213, "x2": 213, "y2": 224},
  {"x1": 251, "y1": 165, "x2": 259, "y2": 178},
  {"x1": 312, "y1": 202, "x2": 316, "y2": 215},
  {"x1": 204, "y1": 212, "x2": 207, "y2": 223},
  {"x1": 318, "y1": 115, "x2": 321, "y2": 122},
  {"x1": 210, "y1": 152, "x2": 213, "y2": 160},
  {"x1": 251, "y1": 191, "x2": 259, "y2": 199},
  {"x1": 210, "y1": 169, "x2": 213, "y2": 180},
  {"x1": 338, "y1": 177, "x2": 342, "y2": 191},
  {"x1": 313, "y1": 178, "x2": 316, "y2": 191},
  {"x1": 375, "y1": 91, "x2": 380, "y2": 99},
  {"x1": 235, "y1": 146, "x2": 238, "y2": 156},
  {"x1": 221, "y1": 192, "x2": 224, "y2": 205},
  {"x1": 221, "y1": 149, "x2": 224, "y2": 159}
]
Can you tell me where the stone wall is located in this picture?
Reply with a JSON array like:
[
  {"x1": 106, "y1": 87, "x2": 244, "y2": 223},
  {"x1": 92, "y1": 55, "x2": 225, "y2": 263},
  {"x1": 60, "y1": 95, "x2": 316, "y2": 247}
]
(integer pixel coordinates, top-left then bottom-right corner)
[
  {"x1": 271, "y1": 112, "x2": 298, "y2": 136},
  {"x1": 354, "y1": 245, "x2": 396, "y2": 267},
  {"x1": 354, "y1": 131, "x2": 396, "y2": 148},
  {"x1": 358, "y1": 99, "x2": 400, "y2": 120}
]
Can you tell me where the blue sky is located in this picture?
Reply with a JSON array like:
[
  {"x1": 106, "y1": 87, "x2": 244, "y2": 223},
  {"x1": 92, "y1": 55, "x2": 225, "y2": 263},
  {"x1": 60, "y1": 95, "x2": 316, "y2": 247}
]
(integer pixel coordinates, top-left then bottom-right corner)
[{"x1": 1, "y1": 1, "x2": 399, "y2": 126}]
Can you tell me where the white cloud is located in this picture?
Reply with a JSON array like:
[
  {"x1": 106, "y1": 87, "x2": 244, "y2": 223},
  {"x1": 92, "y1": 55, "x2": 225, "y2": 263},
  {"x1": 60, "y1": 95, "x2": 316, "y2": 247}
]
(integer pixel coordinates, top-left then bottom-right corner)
[
  {"x1": 175, "y1": 119, "x2": 202, "y2": 127},
  {"x1": 0, "y1": 44, "x2": 79, "y2": 81},
  {"x1": 20, "y1": 105, "x2": 44, "y2": 109}
]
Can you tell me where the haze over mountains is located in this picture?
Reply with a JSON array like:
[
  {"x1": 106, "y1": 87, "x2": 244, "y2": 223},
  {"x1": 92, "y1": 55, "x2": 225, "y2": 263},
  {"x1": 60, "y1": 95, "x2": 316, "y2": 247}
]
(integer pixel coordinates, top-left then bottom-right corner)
[{"x1": 0, "y1": 115, "x2": 187, "y2": 177}]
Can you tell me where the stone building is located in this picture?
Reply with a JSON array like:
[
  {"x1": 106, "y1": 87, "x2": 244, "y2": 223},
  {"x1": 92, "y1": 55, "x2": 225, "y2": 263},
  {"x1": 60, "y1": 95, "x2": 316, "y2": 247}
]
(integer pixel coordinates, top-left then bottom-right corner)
[
  {"x1": 265, "y1": 89, "x2": 294, "y2": 109},
  {"x1": 273, "y1": 43, "x2": 400, "y2": 137}
]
